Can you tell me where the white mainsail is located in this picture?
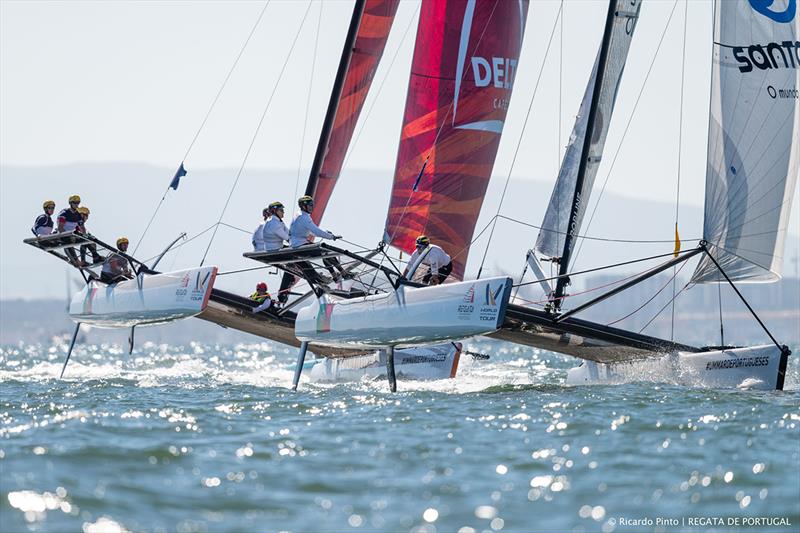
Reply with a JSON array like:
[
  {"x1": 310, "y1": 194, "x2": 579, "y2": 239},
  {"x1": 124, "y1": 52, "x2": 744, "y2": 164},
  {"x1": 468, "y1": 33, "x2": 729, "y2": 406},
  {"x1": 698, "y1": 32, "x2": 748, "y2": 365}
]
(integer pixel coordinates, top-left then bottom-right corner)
[
  {"x1": 692, "y1": 0, "x2": 799, "y2": 283},
  {"x1": 535, "y1": 0, "x2": 643, "y2": 259}
]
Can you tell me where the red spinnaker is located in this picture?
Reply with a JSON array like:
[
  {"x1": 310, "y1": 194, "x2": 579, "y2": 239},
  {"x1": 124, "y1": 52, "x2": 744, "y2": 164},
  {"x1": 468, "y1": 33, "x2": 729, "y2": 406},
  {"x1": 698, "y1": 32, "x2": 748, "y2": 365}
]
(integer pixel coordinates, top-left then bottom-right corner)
[
  {"x1": 384, "y1": 0, "x2": 528, "y2": 279},
  {"x1": 311, "y1": 0, "x2": 401, "y2": 224}
]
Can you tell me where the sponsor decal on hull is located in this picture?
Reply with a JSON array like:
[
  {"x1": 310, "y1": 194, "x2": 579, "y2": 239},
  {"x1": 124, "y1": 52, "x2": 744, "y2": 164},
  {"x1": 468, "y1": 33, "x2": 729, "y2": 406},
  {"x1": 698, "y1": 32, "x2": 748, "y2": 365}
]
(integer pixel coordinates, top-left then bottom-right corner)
[
  {"x1": 316, "y1": 301, "x2": 335, "y2": 333},
  {"x1": 705, "y1": 356, "x2": 771, "y2": 370}
]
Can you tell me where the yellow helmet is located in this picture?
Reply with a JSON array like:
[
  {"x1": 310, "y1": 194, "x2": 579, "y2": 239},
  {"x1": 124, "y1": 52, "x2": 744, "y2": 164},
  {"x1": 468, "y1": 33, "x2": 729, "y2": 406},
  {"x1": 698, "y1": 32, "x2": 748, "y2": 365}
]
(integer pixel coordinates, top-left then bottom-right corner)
[
  {"x1": 42, "y1": 200, "x2": 55, "y2": 209},
  {"x1": 68, "y1": 194, "x2": 81, "y2": 204},
  {"x1": 116, "y1": 237, "x2": 129, "y2": 247},
  {"x1": 298, "y1": 195, "x2": 314, "y2": 208},
  {"x1": 415, "y1": 235, "x2": 430, "y2": 248},
  {"x1": 77, "y1": 207, "x2": 90, "y2": 215}
]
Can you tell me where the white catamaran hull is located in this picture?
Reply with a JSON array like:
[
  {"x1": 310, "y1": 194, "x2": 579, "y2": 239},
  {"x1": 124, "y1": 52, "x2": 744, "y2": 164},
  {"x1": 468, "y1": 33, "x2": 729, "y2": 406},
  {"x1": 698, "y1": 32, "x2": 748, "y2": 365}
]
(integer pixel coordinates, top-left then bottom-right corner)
[
  {"x1": 566, "y1": 345, "x2": 788, "y2": 391},
  {"x1": 306, "y1": 342, "x2": 462, "y2": 383},
  {"x1": 69, "y1": 266, "x2": 218, "y2": 328},
  {"x1": 295, "y1": 277, "x2": 513, "y2": 350}
]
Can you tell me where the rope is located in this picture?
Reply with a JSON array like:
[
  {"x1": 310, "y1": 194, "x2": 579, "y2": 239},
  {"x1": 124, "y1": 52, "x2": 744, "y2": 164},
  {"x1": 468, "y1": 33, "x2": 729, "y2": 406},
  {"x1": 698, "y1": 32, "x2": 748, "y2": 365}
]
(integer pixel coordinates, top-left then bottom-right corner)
[
  {"x1": 476, "y1": 2, "x2": 564, "y2": 279},
  {"x1": 572, "y1": 0, "x2": 680, "y2": 264},
  {"x1": 638, "y1": 280, "x2": 691, "y2": 334},
  {"x1": 512, "y1": 247, "x2": 698, "y2": 289},
  {"x1": 133, "y1": 1, "x2": 271, "y2": 256},
  {"x1": 494, "y1": 214, "x2": 699, "y2": 244},
  {"x1": 293, "y1": 1, "x2": 323, "y2": 221},
  {"x1": 671, "y1": 0, "x2": 689, "y2": 340},
  {"x1": 606, "y1": 255, "x2": 690, "y2": 326},
  {"x1": 200, "y1": 1, "x2": 314, "y2": 267}
]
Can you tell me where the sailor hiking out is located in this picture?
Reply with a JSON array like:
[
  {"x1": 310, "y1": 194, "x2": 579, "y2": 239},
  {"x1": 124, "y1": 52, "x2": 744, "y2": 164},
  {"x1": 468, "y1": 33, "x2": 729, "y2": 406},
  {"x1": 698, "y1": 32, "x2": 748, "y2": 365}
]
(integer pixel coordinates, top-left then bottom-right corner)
[
  {"x1": 403, "y1": 235, "x2": 453, "y2": 285},
  {"x1": 101, "y1": 237, "x2": 134, "y2": 284},
  {"x1": 249, "y1": 282, "x2": 273, "y2": 313},
  {"x1": 262, "y1": 201, "x2": 289, "y2": 251},
  {"x1": 33, "y1": 200, "x2": 56, "y2": 236},
  {"x1": 251, "y1": 207, "x2": 270, "y2": 251}
]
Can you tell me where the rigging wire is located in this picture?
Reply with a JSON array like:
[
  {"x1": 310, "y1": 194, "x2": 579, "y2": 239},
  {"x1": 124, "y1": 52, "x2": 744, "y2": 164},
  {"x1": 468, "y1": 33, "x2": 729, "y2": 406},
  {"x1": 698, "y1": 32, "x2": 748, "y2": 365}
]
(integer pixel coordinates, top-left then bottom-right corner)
[
  {"x1": 671, "y1": 0, "x2": 689, "y2": 340},
  {"x1": 133, "y1": 1, "x2": 271, "y2": 256},
  {"x1": 494, "y1": 214, "x2": 699, "y2": 243},
  {"x1": 571, "y1": 0, "x2": 681, "y2": 265},
  {"x1": 475, "y1": 2, "x2": 564, "y2": 279},
  {"x1": 200, "y1": 1, "x2": 314, "y2": 267},
  {"x1": 293, "y1": 0, "x2": 323, "y2": 221},
  {"x1": 512, "y1": 247, "x2": 698, "y2": 289},
  {"x1": 638, "y1": 279, "x2": 691, "y2": 334},
  {"x1": 606, "y1": 256, "x2": 690, "y2": 326}
]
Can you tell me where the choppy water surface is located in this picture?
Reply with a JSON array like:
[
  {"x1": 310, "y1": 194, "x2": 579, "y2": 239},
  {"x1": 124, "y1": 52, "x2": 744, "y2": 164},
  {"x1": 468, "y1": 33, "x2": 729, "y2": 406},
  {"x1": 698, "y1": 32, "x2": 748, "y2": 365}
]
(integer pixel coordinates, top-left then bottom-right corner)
[{"x1": 1, "y1": 340, "x2": 798, "y2": 532}]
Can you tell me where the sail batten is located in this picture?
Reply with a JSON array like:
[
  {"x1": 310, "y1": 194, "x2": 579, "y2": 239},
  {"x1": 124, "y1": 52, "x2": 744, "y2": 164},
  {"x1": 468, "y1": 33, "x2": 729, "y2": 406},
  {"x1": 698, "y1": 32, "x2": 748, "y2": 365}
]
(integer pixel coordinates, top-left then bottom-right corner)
[
  {"x1": 383, "y1": 0, "x2": 529, "y2": 279},
  {"x1": 691, "y1": 0, "x2": 799, "y2": 284},
  {"x1": 536, "y1": 0, "x2": 642, "y2": 262}
]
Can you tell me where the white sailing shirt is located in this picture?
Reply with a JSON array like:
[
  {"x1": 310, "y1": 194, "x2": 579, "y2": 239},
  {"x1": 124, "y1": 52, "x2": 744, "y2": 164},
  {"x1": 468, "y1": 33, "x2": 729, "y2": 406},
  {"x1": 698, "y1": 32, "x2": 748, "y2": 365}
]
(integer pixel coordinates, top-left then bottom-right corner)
[
  {"x1": 289, "y1": 212, "x2": 334, "y2": 248},
  {"x1": 252, "y1": 220, "x2": 266, "y2": 251},
  {"x1": 262, "y1": 216, "x2": 290, "y2": 251},
  {"x1": 408, "y1": 244, "x2": 451, "y2": 273}
]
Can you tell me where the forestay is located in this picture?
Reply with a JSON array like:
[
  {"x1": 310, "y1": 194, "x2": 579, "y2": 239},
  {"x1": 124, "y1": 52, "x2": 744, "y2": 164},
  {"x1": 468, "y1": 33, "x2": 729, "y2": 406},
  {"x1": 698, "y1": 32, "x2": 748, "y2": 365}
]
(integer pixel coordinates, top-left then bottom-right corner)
[
  {"x1": 535, "y1": 0, "x2": 642, "y2": 260},
  {"x1": 692, "y1": 0, "x2": 799, "y2": 283},
  {"x1": 383, "y1": 0, "x2": 529, "y2": 279}
]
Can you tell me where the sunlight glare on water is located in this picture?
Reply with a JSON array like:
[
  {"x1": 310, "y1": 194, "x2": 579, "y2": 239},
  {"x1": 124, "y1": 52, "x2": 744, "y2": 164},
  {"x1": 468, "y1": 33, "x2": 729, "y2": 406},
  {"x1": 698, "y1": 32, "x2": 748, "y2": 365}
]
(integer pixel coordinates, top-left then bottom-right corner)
[{"x1": 0, "y1": 340, "x2": 798, "y2": 532}]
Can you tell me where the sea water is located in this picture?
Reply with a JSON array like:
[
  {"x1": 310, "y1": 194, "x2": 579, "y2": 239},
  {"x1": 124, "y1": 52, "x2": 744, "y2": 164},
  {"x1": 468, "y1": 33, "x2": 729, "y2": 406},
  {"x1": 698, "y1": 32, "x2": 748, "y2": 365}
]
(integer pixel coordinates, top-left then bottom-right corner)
[{"x1": 1, "y1": 340, "x2": 798, "y2": 532}]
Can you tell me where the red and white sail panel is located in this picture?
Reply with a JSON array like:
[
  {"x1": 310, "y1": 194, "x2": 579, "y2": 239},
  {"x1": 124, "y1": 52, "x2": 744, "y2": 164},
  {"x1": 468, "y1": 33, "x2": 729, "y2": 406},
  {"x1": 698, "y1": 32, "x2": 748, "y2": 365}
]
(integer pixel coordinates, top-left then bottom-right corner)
[{"x1": 384, "y1": 0, "x2": 529, "y2": 279}]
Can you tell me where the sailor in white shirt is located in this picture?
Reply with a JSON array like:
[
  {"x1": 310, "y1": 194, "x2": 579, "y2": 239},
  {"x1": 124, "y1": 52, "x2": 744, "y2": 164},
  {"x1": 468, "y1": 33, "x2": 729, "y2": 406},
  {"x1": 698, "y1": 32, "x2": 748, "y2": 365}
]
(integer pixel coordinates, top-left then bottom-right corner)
[
  {"x1": 289, "y1": 195, "x2": 341, "y2": 247},
  {"x1": 284, "y1": 195, "x2": 349, "y2": 288},
  {"x1": 403, "y1": 235, "x2": 453, "y2": 285},
  {"x1": 251, "y1": 207, "x2": 270, "y2": 251},
  {"x1": 262, "y1": 201, "x2": 289, "y2": 251}
]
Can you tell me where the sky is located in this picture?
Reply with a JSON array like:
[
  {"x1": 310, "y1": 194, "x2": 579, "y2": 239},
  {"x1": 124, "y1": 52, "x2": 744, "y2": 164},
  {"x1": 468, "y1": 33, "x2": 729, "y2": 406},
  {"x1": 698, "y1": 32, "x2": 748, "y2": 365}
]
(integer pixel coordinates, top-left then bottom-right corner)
[{"x1": 1, "y1": 0, "x2": 798, "y2": 299}]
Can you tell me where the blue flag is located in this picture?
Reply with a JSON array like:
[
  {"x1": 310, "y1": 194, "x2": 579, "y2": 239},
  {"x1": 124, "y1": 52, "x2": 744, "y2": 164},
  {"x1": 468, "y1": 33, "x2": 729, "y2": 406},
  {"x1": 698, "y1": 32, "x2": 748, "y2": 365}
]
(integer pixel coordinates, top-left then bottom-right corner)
[{"x1": 169, "y1": 162, "x2": 187, "y2": 190}]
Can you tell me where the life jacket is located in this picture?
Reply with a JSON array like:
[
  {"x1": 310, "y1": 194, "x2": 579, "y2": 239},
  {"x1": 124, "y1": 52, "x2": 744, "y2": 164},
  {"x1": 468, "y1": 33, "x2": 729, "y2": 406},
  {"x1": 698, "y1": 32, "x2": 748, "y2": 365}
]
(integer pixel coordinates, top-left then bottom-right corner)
[{"x1": 250, "y1": 291, "x2": 271, "y2": 303}]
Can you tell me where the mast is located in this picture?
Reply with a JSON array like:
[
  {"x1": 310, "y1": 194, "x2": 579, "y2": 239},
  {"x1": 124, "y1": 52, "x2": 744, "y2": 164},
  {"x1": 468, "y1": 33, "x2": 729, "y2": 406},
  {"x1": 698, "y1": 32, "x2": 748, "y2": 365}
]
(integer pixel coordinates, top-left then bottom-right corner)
[
  {"x1": 551, "y1": 0, "x2": 617, "y2": 311},
  {"x1": 305, "y1": 0, "x2": 367, "y2": 198}
]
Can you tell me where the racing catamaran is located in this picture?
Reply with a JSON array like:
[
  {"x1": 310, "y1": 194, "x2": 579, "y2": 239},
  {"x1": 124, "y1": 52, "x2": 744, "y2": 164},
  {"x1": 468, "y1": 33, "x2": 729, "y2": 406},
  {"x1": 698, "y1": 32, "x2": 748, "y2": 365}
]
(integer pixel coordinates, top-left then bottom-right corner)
[
  {"x1": 25, "y1": 0, "x2": 796, "y2": 392},
  {"x1": 254, "y1": 0, "x2": 796, "y2": 391}
]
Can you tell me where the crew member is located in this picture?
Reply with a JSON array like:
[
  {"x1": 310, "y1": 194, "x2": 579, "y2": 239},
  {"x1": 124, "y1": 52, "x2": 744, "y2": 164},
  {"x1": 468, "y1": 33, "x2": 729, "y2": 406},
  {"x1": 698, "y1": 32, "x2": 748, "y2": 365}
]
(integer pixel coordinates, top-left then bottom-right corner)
[
  {"x1": 57, "y1": 195, "x2": 84, "y2": 265},
  {"x1": 262, "y1": 201, "x2": 289, "y2": 251},
  {"x1": 32, "y1": 200, "x2": 56, "y2": 236},
  {"x1": 249, "y1": 282, "x2": 273, "y2": 313},
  {"x1": 252, "y1": 207, "x2": 270, "y2": 252},
  {"x1": 403, "y1": 235, "x2": 453, "y2": 285},
  {"x1": 261, "y1": 201, "x2": 293, "y2": 304},
  {"x1": 57, "y1": 195, "x2": 83, "y2": 232},
  {"x1": 288, "y1": 195, "x2": 349, "y2": 285},
  {"x1": 77, "y1": 207, "x2": 103, "y2": 264},
  {"x1": 101, "y1": 237, "x2": 133, "y2": 284}
]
